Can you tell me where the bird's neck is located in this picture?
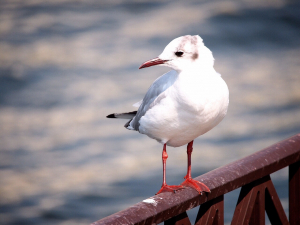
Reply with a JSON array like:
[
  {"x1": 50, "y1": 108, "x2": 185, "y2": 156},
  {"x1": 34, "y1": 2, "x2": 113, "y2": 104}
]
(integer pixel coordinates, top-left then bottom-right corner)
[{"x1": 176, "y1": 65, "x2": 217, "y2": 79}]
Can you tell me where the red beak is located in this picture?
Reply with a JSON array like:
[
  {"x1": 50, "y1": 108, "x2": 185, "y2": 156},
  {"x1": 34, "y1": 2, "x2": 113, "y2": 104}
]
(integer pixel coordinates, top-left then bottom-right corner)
[{"x1": 139, "y1": 57, "x2": 168, "y2": 69}]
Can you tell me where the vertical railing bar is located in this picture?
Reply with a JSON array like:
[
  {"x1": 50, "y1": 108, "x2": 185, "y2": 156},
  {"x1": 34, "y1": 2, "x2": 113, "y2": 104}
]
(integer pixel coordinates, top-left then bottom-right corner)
[
  {"x1": 289, "y1": 161, "x2": 300, "y2": 225},
  {"x1": 264, "y1": 177, "x2": 289, "y2": 225},
  {"x1": 164, "y1": 211, "x2": 191, "y2": 225},
  {"x1": 195, "y1": 195, "x2": 224, "y2": 225},
  {"x1": 231, "y1": 181, "x2": 258, "y2": 225},
  {"x1": 249, "y1": 190, "x2": 265, "y2": 225}
]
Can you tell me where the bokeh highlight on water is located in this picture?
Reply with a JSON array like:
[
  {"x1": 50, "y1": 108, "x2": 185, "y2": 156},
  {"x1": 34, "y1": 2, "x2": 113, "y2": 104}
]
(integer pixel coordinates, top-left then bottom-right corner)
[{"x1": 0, "y1": 1, "x2": 300, "y2": 224}]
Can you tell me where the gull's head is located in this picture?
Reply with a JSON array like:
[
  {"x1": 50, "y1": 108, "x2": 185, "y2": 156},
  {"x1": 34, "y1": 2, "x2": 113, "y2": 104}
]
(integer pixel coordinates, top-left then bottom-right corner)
[{"x1": 139, "y1": 35, "x2": 214, "y2": 72}]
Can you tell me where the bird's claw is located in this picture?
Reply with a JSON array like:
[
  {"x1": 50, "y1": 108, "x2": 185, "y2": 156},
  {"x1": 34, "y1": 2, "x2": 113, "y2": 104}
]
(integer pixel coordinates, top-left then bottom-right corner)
[
  {"x1": 155, "y1": 184, "x2": 184, "y2": 195},
  {"x1": 181, "y1": 178, "x2": 210, "y2": 194}
]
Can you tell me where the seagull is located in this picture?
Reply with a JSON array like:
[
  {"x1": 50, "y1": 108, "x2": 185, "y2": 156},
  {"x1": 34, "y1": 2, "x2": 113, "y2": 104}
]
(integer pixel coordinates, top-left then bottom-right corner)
[{"x1": 107, "y1": 35, "x2": 229, "y2": 195}]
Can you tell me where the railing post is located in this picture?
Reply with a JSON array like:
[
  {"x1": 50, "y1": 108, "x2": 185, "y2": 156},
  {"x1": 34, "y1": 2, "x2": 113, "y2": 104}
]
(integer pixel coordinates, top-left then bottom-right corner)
[
  {"x1": 164, "y1": 212, "x2": 191, "y2": 225},
  {"x1": 195, "y1": 195, "x2": 224, "y2": 225},
  {"x1": 231, "y1": 175, "x2": 289, "y2": 225},
  {"x1": 289, "y1": 161, "x2": 300, "y2": 225},
  {"x1": 231, "y1": 177, "x2": 266, "y2": 225},
  {"x1": 264, "y1": 177, "x2": 289, "y2": 225},
  {"x1": 249, "y1": 189, "x2": 264, "y2": 225}
]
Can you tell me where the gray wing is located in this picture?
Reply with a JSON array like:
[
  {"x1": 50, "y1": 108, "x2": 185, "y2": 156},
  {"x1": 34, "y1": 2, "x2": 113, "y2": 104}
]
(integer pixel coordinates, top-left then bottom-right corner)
[{"x1": 127, "y1": 70, "x2": 178, "y2": 131}]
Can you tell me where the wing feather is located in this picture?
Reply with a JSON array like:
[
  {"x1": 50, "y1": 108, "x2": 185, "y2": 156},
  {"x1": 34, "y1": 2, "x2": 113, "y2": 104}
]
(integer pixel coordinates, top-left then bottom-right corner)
[
  {"x1": 107, "y1": 111, "x2": 137, "y2": 119},
  {"x1": 127, "y1": 70, "x2": 178, "y2": 131}
]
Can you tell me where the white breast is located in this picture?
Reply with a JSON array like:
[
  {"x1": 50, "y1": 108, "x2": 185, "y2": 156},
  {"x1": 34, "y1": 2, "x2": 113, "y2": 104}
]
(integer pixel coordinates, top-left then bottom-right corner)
[{"x1": 138, "y1": 71, "x2": 229, "y2": 147}]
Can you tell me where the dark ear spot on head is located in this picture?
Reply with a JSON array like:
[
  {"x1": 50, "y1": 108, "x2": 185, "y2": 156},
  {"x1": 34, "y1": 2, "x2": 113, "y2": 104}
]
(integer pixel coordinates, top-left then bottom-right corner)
[{"x1": 192, "y1": 53, "x2": 198, "y2": 60}]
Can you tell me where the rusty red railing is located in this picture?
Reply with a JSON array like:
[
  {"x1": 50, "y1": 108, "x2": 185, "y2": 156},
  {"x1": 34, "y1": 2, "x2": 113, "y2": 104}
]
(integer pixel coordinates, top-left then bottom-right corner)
[{"x1": 92, "y1": 133, "x2": 300, "y2": 225}]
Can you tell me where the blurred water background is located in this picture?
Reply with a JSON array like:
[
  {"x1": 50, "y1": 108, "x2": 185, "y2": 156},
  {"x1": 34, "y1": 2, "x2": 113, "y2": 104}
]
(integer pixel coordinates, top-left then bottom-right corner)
[{"x1": 0, "y1": 0, "x2": 300, "y2": 224}]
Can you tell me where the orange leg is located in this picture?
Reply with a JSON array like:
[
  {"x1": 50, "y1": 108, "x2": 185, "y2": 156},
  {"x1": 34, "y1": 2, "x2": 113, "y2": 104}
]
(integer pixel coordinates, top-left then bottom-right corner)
[
  {"x1": 156, "y1": 144, "x2": 184, "y2": 195},
  {"x1": 180, "y1": 141, "x2": 210, "y2": 194}
]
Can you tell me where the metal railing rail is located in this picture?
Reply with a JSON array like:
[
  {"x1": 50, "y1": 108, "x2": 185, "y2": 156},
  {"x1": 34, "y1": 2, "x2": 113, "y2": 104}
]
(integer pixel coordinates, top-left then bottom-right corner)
[{"x1": 91, "y1": 133, "x2": 300, "y2": 225}]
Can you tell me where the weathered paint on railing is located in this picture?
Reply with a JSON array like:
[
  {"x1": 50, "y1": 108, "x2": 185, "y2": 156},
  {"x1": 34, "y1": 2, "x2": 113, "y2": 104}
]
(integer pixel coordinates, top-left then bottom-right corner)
[{"x1": 91, "y1": 133, "x2": 300, "y2": 225}]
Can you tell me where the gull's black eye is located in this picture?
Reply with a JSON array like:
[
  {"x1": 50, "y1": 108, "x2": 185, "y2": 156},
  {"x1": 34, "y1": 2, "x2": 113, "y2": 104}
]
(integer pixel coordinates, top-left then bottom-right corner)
[{"x1": 175, "y1": 51, "x2": 184, "y2": 57}]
